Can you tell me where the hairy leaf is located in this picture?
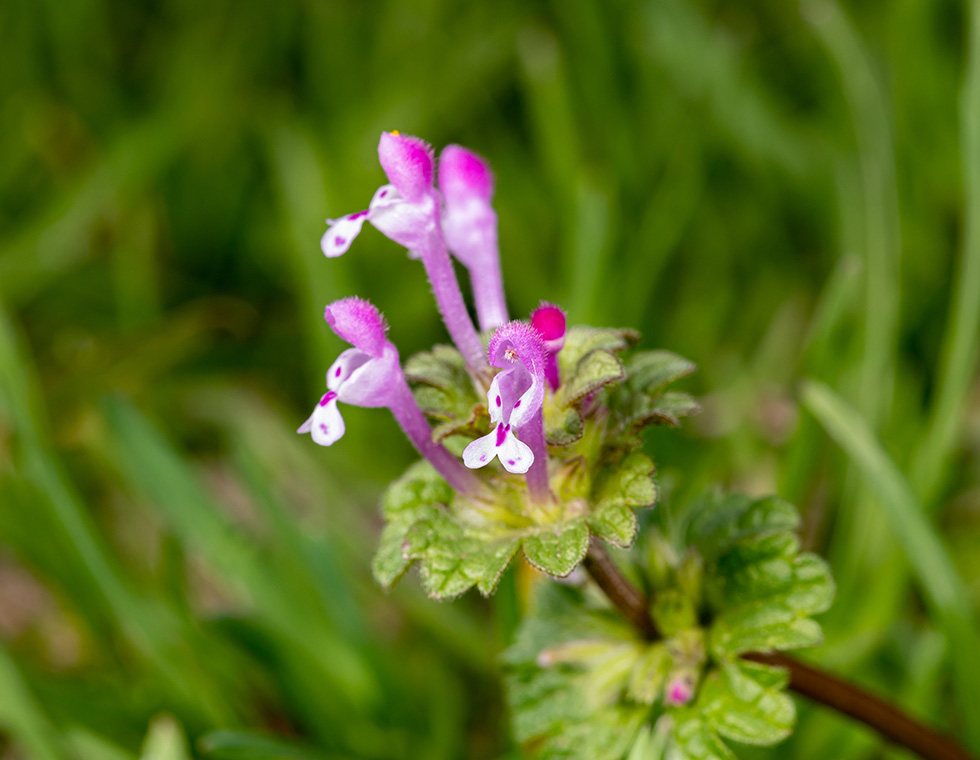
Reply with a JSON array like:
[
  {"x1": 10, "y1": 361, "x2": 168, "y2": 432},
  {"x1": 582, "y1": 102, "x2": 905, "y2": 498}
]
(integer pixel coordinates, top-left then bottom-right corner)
[
  {"x1": 562, "y1": 350, "x2": 626, "y2": 405},
  {"x1": 523, "y1": 521, "x2": 591, "y2": 577},
  {"x1": 403, "y1": 511, "x2": 520, "y2": 598},
  {"x1": 627, "y1": 351, "x2": 697, "y2": 394},
  {"x1": 546, "y1": 404, "x2": 585, "y2": 446},
  {"x1": 371, "y1": 462, "x2": 448, "y2": 589}
]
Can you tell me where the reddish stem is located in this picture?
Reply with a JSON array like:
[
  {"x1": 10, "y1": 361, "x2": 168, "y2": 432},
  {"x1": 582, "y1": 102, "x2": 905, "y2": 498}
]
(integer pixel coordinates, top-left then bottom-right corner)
[{"x1": 581, "y1": 543, "x2": 975, "y2": 760}]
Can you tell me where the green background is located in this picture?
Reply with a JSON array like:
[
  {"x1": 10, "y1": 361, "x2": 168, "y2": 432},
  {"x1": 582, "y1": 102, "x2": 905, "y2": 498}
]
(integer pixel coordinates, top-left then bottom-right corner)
[{"x1": 1, "y1": 0, "x2": 978, "y2": 757}]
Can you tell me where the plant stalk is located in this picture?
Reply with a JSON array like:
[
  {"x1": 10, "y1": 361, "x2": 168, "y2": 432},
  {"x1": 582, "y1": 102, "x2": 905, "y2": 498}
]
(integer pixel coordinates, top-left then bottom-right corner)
[{"x1": 581, "y1": 543, "x2": 975, "y2": 760}]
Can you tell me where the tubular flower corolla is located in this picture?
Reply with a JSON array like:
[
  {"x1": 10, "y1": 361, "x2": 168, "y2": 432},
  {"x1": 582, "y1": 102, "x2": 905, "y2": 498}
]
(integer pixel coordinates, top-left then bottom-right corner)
[
  {"x1": 463, "y1": 321, "x2": 547, "y2": 476},
  {"x1": 439, "y1": 145, "x2": 508, "y2": 331},
  {"x1": 530, "y1": 302, "x2": 567, "y2": 391},
  {"x1": 299, "y1": 297, "x2": 480, "y2": 495},
  {"x1": 320, "y1": 132, "x2": 486, "y2": 372}
]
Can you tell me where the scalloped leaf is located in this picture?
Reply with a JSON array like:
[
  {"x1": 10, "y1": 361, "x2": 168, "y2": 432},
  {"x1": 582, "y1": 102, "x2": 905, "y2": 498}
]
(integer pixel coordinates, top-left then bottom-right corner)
[
  {"x1": 372, "y1": 462, "x2": 450, "y2": 589},
  {"x1": 546, "y1": 404, "x2": 585, "y2": 446},
  {"x1": 587, "y1": 451, "x2": 656, "y2": 548},
  {"x1": 690, "y1": 494, "x2": 833, "y2": 657},
  {"x1": 627, "y1": 350, "x2": 697, "y2": 393},
  {"x1": 616, "y1": 391, "x2": 701, "y2": 435},
  {"x1": 406, "y1": 345, "x2": 485, "y2": 435},
  {"x1": 523, "y1": 520, "x2": 591, "y2": 577},
  {"x1": 562, "y1": 350, "x2": 626, "y2": 405},
  {"x1": 594, "y1": 452, "x2": 657, "y2": 511},
  {"x1": 708, "y1": 553, "x2": 834, "y2": 657},
  {"x1": 686, "y1": 494, "x2": 800, "y2": 563},
  {"x1": 703, "y1": 660, "x2": 795, "y2": 745},
  {"x1": 669, "y1": 716, "x2": 737, "y2": 760},
  {"x1": 559, "y1": 327, "x2": 638, "y2": 373},
  {"x1": 403, "y1": 511, "x2": 520, "y2": 598},
  {"x1": 589, "y1": 504, "x2": 639, "y2": 548},
  {"x1": 667, "y1": 660, "x2": 794, "y2": 759}
]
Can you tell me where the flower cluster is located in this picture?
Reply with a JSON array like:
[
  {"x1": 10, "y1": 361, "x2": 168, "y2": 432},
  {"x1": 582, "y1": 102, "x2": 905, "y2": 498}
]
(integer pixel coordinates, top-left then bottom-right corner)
[
  {"x1": 301, "y1": 131, "x2": 562, "y2": 502},
  {"x1": 300, "y1": 131, "x2": 697, "y2": 595}
]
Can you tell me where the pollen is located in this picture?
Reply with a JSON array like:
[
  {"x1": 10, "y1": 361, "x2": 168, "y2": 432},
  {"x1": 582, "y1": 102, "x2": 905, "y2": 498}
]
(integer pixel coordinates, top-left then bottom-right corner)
[
  {"x1": 505, "y1": 347, "x2": 519, "y2": 361},
  {"x1": 391, "y1": 130, "x2": 400, "y2": 136}
]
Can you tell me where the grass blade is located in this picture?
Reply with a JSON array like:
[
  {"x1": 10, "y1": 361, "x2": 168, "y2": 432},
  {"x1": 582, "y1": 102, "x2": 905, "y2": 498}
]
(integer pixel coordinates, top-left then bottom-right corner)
[
  {"x1": 911, "y1": 0, "x2": 980, "y2": 506},
  {"x1": 801, "y1": 379, "x2": 980, "y2": 749}
]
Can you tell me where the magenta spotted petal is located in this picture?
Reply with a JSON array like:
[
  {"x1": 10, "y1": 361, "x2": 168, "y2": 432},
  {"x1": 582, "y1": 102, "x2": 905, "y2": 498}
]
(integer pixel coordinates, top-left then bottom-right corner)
[
  {"x1": 297, "y1": 391, "x2": 346, "y2": 446},
  {"x1": 487, "y1": 321, "x2": 547, "y2": 429},
  {"x1": 462, "y1": 423, "x2": 533, "y2": 474}
]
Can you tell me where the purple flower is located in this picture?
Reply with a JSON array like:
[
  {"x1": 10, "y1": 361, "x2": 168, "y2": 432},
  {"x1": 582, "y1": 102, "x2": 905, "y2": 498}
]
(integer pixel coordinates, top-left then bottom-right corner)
[
  {"x1": 299, "y1": 297, "x2": 481, "y2": 495},
  {"x1": 321, "y1": 132, "x2": 436, "y2": 259},
  {"x1": 320, "y1": 132, "x2": 485, "y2": 372},
  {"x1": 665, "y1": 675, "x2": 695, "y2": 707},
  {"x1": 439, "y1": 145, "x2": 508, "y2": 331},
  {"x1": 298, "y1": 298, "x2": 399, "y2": 446},
  {"x1": 530, "y1": 302, "x2": 567, "y2": 391},
  {"x1": 463, "y1": 322, "x2": 548, "y2": 487}
]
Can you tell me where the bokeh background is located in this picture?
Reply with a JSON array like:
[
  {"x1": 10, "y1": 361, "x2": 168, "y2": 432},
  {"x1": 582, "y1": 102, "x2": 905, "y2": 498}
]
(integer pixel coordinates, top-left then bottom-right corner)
[{"x1": 1, "y1": 0, "x2": 979, "y2": 757}]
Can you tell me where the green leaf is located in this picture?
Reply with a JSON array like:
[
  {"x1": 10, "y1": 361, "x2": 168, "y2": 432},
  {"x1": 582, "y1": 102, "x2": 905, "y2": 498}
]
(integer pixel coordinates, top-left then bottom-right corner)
[
  {"x1": 627, "y1": 643, "x2": 671, "y2": 704},
  {"x1": 667, "y1": 660, "x2": 793, "y2": 759},
  {"x1": 562, "y1": 349, "x2": 626, "y2": 405},
  {"x1": 703, "y1": 661, "x2": 795, "y2": 746},
  {"x1": 589, "y1": 505, "x2": 639, "y2": 548},
  {"x1": 669, "y1": 716, "x2": 736, "y2": 760},
  {"x1": 594, "y1": 452, "x2": 657, "y2": 511},
  {"x1": 404, "y1": 344, "x2": 469, "y2": 390},
  {"x1": 687, "y1": 494, "x2": 799, "y2": 564},
  {"x1": 403, "y1": 512, "x2": 520, "y2": 598},
  {"x1": 523, "y1": 521, "x2": 590, "y2": 577},
  {"x1": 559, "y1": 327, "x2": 638, "y2": 373},
  {"x1": 587, "y1": 452, "x2": 655, "y2": 548},
  {"x1": 627, "y1": 351, "x2": 697, "y2": 393},
  {"x1": 616, "y1": 392, "x2": 701, "y2": 435},
  {"x1": 708, "y1": 554, "x2": 834, "y2": 656},
  {"x1": 371, "y1": 462, "x2": 449, "y2": 590},
  {"x1": 546, "y1": 405, "x2": 585, "y2": 446},
  {"x1": 505, "y1": 585, "x2": 647, "y2": 759},
  {"x1": 406, "y1": 345, "x2": 486, "y2": 437}
]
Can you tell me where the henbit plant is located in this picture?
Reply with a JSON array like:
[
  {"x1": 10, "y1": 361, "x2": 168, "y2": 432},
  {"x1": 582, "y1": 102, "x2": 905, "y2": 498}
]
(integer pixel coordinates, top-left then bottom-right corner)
[{"x1": 299, "y1": 131, "x2": 974, "y2": 760}]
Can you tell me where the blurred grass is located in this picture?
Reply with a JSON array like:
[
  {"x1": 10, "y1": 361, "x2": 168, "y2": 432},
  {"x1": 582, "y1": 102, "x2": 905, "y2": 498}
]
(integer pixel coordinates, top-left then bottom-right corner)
[{"x1": 1, "y1": 0, "x2": 979, "y2": 757}]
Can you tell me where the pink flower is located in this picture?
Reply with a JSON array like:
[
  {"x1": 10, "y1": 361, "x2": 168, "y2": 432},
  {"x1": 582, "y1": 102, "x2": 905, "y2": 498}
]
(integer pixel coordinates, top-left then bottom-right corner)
[
  {"x1": 321, "y1": 133, "x2": 437, "y2": 259},
  {"x1": 299, "y1": 297, "x2": 481, "y2": 495},
  {"x1": 439, "y1": 145, "x2": 508, "y2": 331},
  {"x1": 320, "y1": 132, "x2": 485, "y2": 372},
  {"x1": 463, "y1": 321, "x2": 547, "y2": 476},
  {"x1": 298, "y1": 298, "x2": 400, "y2": 445},
  {"x1": 665, "y1": 675, "x2": 695, "y2": 706},
  {"x1": 530, "y1": 302, "x2": 567, "y2": 391}
]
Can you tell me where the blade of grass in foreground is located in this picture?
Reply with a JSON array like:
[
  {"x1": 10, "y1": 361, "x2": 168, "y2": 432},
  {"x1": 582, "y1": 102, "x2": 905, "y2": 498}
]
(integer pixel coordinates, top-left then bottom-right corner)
[
  {"x1": 102, "y1": 397, "x2": 379, "y2": 713},
  {"x1": 911, "y1": 0, "x2": 980, "y2": 507},
  {"x1": 801, "y1": 379, "x2": 980, "y2": 751},
  {"x1": 0, "y1": 304, "x2": 233, "y2": 724},
  {"x1": 0, "y1": 644, "x2": 66, "y2": 760}
]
